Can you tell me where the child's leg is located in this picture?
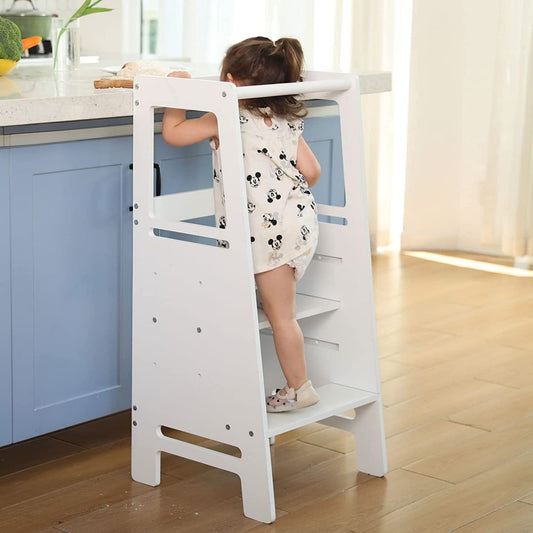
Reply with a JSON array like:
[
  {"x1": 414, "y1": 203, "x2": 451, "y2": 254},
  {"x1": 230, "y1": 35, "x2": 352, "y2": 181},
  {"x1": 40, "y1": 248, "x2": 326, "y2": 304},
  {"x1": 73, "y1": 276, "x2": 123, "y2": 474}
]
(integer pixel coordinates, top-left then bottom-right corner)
[{"x1": 255, "y1": 264, "x2": 308, "y2": 390}]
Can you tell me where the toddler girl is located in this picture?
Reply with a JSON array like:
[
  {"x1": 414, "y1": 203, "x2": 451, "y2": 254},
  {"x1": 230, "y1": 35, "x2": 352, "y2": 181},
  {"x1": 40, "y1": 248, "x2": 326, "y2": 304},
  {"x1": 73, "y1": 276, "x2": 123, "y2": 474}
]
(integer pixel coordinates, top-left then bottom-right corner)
[{"x1": 162, "y1": 36, "x2": 321, "y2": 412}]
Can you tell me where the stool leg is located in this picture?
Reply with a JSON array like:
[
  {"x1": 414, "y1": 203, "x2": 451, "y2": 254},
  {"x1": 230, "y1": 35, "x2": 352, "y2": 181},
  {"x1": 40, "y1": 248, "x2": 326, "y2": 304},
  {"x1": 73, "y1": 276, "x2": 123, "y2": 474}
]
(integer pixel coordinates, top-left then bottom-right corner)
[
  {"x1": 352, "y1": 400, "x2": 387, "y2": 476},
  {"x1": 131, "y1": 424, "x2": 162, "y2": 486},
  {"x1": 239, "y1": 438, "x2": 276, "y2": 523},
  {"x1": 322, "y1": 399, "x2": 387, "y2": 477}
]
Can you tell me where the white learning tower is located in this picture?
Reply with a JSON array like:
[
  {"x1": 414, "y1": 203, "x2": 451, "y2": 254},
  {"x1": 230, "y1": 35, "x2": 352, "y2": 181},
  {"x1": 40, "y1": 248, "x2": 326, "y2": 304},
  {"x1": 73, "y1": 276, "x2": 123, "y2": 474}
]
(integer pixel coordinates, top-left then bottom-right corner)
[{"x1": 130, "y1": 71, "x2": 387, "y2": 523}]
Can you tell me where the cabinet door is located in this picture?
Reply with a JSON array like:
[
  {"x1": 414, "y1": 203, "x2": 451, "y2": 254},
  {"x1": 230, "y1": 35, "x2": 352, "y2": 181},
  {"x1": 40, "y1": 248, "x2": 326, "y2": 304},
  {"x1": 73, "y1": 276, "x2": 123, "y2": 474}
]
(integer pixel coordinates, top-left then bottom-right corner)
[
  {"x1": 10, "y1": 136, "x2": 133, "y2": 442},
  {"x1": 304, "y1": 112, "x2": 345, "y2": 208},
  {"x1": 0, "y1": 148, "x2": 12, "y2": 447}
]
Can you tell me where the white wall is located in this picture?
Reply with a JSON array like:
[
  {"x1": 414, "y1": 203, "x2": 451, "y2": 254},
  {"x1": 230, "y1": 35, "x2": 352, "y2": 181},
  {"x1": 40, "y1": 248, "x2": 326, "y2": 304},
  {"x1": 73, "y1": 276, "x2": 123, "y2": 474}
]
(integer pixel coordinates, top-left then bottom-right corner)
[{"x1": 402, "y1": 0, "x2": 503, "y2": 253}]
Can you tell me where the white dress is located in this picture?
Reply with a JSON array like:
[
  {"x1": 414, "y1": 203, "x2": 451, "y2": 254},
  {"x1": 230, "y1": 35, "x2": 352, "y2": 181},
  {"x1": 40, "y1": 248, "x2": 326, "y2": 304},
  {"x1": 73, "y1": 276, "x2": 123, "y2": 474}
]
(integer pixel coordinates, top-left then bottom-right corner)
[{"x1": 211, "y1": 108, "x2": 319, "y2": 276}]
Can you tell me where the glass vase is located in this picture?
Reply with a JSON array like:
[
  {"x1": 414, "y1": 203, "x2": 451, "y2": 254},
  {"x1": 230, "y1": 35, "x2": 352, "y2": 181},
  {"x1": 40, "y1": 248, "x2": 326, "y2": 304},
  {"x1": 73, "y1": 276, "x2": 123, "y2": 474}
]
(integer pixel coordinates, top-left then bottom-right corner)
[{"x1": 53, "y1": 18, "x2": 81, "y2": 71}]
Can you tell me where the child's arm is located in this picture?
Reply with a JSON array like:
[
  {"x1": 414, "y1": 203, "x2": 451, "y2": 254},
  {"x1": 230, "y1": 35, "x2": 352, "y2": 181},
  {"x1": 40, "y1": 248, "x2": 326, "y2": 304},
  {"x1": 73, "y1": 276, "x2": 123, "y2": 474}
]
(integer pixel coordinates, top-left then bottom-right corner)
[
  {"x1": 296, "y1": 137, "x2": 321, "y2": 187},
  {"x1": 161, "y1": 71, "x2": 219, "y2": 147}
]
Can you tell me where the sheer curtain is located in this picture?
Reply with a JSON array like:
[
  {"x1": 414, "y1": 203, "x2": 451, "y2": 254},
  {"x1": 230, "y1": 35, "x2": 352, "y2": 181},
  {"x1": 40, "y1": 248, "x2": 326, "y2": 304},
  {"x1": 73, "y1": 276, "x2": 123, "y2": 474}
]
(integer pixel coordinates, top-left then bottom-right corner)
[
  {"x1": 151, "y1": 0, "x2": 354, "y2": 70},
  {"x1": 149, "y1": 0, "x2": 378, "y2": 71},
  {"x1": 143, "y1": 0, "x2": 400, "y2": 250},
  {"x1": 484, "y1": 0, "x2": 533, "y2": 262},
  {"x1": 402, "y1": 0, "x2": 533, "y2": 263}
]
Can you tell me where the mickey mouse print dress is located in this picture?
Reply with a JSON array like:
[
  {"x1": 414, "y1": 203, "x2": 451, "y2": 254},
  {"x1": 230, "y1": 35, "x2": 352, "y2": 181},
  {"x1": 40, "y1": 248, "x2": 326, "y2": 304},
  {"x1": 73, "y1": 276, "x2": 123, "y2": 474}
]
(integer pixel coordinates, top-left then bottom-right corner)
[{"x1": 211, "y1": 107, "x2": 319, "y2": 280}]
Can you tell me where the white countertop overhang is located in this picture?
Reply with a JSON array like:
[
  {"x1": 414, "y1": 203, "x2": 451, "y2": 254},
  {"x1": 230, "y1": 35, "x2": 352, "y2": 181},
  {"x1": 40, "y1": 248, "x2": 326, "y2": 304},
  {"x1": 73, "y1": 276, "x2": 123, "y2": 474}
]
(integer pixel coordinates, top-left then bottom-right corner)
[{"x1": 0, "y1": 60, "x2": 391, "y2": 128}]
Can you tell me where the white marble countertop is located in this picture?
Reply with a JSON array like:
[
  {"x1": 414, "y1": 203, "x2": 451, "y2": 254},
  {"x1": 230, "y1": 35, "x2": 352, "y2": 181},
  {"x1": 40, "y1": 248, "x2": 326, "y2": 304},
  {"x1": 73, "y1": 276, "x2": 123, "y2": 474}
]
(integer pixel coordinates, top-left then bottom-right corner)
[{"x1": 0, "y1": 58, "x2": 391, "y2": 128}]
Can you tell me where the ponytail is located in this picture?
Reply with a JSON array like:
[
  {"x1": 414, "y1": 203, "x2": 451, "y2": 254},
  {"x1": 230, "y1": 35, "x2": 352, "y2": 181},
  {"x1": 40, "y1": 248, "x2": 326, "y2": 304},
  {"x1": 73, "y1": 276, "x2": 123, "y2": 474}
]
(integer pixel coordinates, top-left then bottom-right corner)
[
  {"x1": 220, "y1": 36, "x2": 308, "y2": 119},
  {"x1": 272, "y1": 38, "x2": 304, "y2": 84}
]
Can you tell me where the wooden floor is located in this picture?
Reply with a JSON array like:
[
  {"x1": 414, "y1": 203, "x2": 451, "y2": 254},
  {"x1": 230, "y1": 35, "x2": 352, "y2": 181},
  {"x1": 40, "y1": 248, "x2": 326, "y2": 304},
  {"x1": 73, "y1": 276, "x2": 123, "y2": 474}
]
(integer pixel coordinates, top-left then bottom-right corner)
[{"x1": 1, "y1": 251, "x2": 532, "y2": 532}]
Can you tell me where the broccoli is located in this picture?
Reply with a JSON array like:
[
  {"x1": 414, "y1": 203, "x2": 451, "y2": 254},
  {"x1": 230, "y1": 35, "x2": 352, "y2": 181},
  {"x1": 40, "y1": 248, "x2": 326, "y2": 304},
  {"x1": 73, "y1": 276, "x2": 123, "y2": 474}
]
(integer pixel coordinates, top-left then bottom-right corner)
[{"x1": 0, "y1": 16, "x2": 23, "y2": 62}]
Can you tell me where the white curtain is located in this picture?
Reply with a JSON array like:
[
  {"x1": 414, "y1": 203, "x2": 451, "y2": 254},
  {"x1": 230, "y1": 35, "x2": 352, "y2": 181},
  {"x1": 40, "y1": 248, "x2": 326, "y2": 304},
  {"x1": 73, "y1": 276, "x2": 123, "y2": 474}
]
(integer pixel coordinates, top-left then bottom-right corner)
[
  {"x1": 483, "y1": 0, "x2": 533, "y2": 259},
  {"x1": 143, "y1": 0, "x2": 400, "y2": 250},
  {"x1": 402, "y1": 0, "x2": 533, "y2": 261},
  {"x1": 173, "y1": 0, "x2": 357, "y2": 71}
]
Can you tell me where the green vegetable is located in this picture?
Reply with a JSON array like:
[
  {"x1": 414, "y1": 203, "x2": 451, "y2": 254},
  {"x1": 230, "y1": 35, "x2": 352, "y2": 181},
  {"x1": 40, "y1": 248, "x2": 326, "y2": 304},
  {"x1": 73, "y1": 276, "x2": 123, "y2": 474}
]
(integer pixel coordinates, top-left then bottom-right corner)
[
  {"x1": 54, "y1": 0, "x2": 113, "y2": 68},
  {"x1": 0, "y1": 16, "x2": 23, "y2": 62}
]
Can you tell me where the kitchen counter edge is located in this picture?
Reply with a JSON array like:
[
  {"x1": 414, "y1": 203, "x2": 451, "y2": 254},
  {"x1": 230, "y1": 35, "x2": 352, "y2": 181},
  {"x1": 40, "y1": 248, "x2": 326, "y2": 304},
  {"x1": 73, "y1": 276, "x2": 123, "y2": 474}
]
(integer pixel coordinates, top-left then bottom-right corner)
[{"x1": 0, "y1": 70, "x2": 391, "y2": 128}]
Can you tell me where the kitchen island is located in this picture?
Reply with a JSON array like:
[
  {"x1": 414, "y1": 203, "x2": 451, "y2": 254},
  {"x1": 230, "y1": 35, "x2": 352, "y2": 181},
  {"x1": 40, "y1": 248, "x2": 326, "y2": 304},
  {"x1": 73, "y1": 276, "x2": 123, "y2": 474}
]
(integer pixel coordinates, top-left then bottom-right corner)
[{"x1": 0, "y1": 60, "x2": 391, "y2": 446}]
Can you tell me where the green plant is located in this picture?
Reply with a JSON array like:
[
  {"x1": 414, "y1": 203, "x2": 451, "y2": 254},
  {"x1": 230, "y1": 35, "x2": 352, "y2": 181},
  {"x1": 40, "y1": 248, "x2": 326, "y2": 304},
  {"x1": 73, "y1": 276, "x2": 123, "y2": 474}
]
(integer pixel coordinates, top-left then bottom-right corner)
[
  {"x1": 0, "y1": 16, "x2": 23, "y2": 62},
  {"x1": 53, "y1": 0, "x2": 113, "y2": 68}
]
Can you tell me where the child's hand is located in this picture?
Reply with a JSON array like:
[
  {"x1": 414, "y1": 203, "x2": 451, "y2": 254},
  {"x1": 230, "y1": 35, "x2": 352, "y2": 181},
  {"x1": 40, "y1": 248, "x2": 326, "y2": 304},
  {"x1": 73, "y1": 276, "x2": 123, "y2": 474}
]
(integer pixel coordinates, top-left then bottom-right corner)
[{"x1": 167, "y1": 70, "x2": 191, "y2": 79}]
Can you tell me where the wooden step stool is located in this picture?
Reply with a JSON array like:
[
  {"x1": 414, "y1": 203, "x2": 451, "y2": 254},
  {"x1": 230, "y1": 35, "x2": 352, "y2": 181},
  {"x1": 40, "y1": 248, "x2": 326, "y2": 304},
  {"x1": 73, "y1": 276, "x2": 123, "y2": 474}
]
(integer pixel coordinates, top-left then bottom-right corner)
[{"x1": 131, "y1": 71, "x2": 387, "y2": 523}]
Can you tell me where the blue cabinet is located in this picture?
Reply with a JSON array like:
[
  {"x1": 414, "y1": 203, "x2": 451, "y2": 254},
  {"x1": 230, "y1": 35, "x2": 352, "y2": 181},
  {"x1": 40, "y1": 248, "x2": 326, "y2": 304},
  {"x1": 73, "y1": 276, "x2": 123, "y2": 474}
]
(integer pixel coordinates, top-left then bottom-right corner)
[
  {"x1": 8, "y1": 135, "x2": 133, "y2": 442},
  {"x1": 303, "y1": 111, "x2": 346, "y2": 209},
  {"x1": 1, "y1": 148, "x2": 12, "y2": 447}
]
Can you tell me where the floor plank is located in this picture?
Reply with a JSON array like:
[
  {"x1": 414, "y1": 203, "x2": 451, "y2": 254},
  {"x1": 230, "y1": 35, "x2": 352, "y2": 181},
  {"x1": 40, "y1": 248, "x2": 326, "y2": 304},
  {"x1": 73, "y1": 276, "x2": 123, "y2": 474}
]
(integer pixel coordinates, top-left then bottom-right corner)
[
  {"x1": 362, "y1": 451, "x2": 533, "y2": 533},
  {"x1": 0, "y1": 468, "x2": 162, "y2": 533},
  {"x1": 253, "y1": 468, "x2": 451, "y2": 532},
  {"x1": 383, "y1": 379, "x2": 510, "y2": 436},
  {"x1": 452, "y1": 501, "x2": 533, "y2": 533},
  {"x1": 297, "y1": 426, "x2": 356, "y2": 454},
  {"x1": 385, "y1": 419, "x2": 485, "y2": 471},
  {"x1": 449, "y1": 386, "x2": 533, "y2": 431},
  {"x1": 56, "y1": 468, "x2": 244, "y2": 533},
  {"x1": 379, "y1": 357, "x2": 418, "y2": 382},
  {"x1": 0, "y1": 436, "x2": 85, "y2": 477},
  {"x1": 382, "y1": 342, "x2": 528, "y2": 406},
  {"x1": 49, "y1": 411, "x2": 132, "y2": 449},
  {"x1": 377, "y1": 327, "x2": 454, "y2": 359},
  {"x1": 148, "y1": 496, "x2": 279, "y2": 532},
  {"x1": 404, "y1": 415, "x2": 533, "y2": 483},
  {"x1": 0, "y1": 439, "x2": 132, "y2": 510}
]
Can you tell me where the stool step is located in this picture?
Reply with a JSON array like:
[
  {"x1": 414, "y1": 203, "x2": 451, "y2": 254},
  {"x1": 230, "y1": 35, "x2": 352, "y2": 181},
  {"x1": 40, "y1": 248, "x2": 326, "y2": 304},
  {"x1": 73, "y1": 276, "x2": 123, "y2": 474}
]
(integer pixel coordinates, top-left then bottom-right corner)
[
  {"x1": 266, "y1": 383, "x2": 378, "y2": 437},
  {"x1": 257, "y1": 293, "x2": 340, "y2": 329}
]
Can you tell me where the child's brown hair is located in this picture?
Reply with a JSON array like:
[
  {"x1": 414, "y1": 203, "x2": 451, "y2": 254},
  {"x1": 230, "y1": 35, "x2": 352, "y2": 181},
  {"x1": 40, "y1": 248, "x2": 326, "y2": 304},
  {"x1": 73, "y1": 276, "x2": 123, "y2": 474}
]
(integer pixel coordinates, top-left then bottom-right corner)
[{"x1": 220, "y1": 36, "x2": 307, "y2": 119}]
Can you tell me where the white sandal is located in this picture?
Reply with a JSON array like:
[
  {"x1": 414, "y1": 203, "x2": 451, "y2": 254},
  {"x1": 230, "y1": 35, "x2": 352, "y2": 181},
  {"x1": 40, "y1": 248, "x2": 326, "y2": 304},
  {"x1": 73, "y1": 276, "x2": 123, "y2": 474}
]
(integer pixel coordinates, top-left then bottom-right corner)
[{"x1": 266, "y1": 380, "x2": 320, "y2": 412}]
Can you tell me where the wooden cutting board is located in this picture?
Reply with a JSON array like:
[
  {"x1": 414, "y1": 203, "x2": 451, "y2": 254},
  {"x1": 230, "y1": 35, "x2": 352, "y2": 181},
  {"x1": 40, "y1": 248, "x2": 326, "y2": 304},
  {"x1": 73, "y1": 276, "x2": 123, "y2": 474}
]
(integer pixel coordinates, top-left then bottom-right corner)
[{"x1": 94, "y1": 77, "x2": 134, "y2": 89}]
